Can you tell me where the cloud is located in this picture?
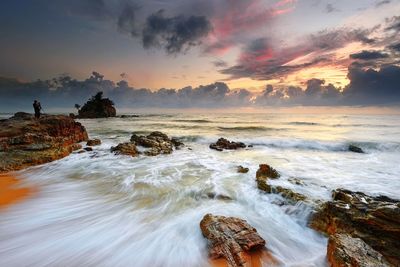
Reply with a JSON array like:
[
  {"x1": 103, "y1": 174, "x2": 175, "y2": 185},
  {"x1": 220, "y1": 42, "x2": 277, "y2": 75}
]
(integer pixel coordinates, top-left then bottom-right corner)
[
  {"x1": 350, "y1": 50, "x2": 389, "y2": 60},
  {"x1": 220, "y1": 27, "x2": 372, "y2": 81},
  {"x1": 325, "y1": 3, "x2": 339, "y2": 13},
  {"x1": 212, "y1": 60, "x2": 228, "y2": 68},
  {"x1": 388, "y1": 42, "x2": 400, "y2": 52},
  {"x1": 117, "y1": 2, "x2": 139, "y2": 36},
  {"x1": 385, "y1": 16, "x2": 400, "y2": 31},
  {"x1": 142, "y1": 10, "x2": 212, "y2": 54},
  {"x1": 375, "y1": 0, "x2": 391, "y2": 7}
]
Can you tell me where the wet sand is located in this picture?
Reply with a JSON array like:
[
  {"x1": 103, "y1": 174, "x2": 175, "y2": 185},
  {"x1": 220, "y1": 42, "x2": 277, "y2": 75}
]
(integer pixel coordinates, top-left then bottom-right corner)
[
  {"x1": 210, "y1": 249, "x2": 279, "y2": 267},
  {"x1": 0, "y1": 173, "x2": 35, "y2": 209}
]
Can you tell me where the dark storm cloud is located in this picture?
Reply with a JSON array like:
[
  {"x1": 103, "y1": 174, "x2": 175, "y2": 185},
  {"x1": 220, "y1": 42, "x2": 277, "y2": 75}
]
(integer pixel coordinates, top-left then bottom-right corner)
[
  {"x1": 343, "y1": 63, "x2": 400, "y2": 105},
  {"x1": 212, "y1": 60, "x2": 228, "y2": 68},
  {"x1": 350, "y1": 50, "x2": 389, "y2": 60},
  {"x1": 385, "y1": 16, "x2": 400, "y2": 31},
  {"x1": 142, "y1": 10, "x2": 212, "y2": 54}
]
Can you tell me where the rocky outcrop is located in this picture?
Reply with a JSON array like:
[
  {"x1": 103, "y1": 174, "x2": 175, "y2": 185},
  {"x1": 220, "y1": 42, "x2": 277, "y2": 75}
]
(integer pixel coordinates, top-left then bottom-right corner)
[
  {"x1": 200, "y1": 214, "x2": 266, "y2": 267},
  {"x1": 111, "y1": 132, "x2": 183, "y2": 157},
  {"x1": 256, "y1": 164, "x2": 280, "y2": 179},
  {"x1": 210, "y1": 138, "x2": 246, "y2": 151},
  {"x1": 310, "y1": 189, "x2": 400, "y2": 266},
  {"x1": 111, "y1": 142, "x2": 138, "y2": 157},
  {"x1": 77, "y1": 92, "x2": 116, "y2": 118},
  {"x1": 237, "y1": 166, "x2": 249, "y2": 173},
  {"x1": 348, "y1": 144, "x2": 364, "y2": 153},
  {"x1": 0, "y1": 112, "x2": 88, "y2": 172},
  {"x1": 327, "y1": 234, "x2": 390, "y2": 267},
  {"x1": 260, "y1": 184, "x2": 307, "y2": 203},
  {"x1": 87, "y1": 139, "x2": 101, "y2": 146}
]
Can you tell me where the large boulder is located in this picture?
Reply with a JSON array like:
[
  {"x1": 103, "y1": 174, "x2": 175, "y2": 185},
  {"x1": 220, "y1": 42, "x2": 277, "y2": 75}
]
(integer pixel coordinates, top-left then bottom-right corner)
[
  {"x1": 210, "y1": 138, "x2": 246, "y2": 151},
  {"x1": 348, "y1": 144, "x2": 364, "y2": 153},
  {"x1": 111, "y1": 142, "x2": 138, "y2": 157},
  {"x1": 327, "y1": 234, "x2": 390, "y2": 267},
  {"x1": 0, "y1": 113, "x2": 88, "y2": 172},
  {"x1": 256, "y1": 164, "x2": 280, "y2": 179},
  {"x1": 200, "y1": 214, "x2": 266, "y2": 267},
  {"x1": 78, "y1": 92, "x2": 116, "y2": 118},
  {"x1": 310, "y1": 189, "x2": 400, "y2": 266}
]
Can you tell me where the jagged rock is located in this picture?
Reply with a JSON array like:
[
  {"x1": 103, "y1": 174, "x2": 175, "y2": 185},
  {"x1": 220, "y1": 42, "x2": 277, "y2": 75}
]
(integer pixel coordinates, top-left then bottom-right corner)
[
  {"x1": 210, "y1": 138, "x2": 246, "y2": 151},
  {"x1": 78, "y1": 92, "x2": 116, "y2": 118},
  {"x1": 111, "y1": 143, "x2": 138, "y2": 157},
  {"x1": 87, "y1": 139, "x2": 101, "y2": 146},
  {"x1": 309, "y1": 189, "x2": 400, "y2": 266},
  {"x1": 348, "y1": 144, "x2": 364, "y2": 153},
  {"x1": 237, "y1": 165, "x2": 249, "y2": 173},
  {"x1": 0, "y1": 113, "x2": 88, "y2": 172},
  {"x1": 257, "y1": 182, "x2": 307, "y2": 203},
  {"x1": 327, "y1": 234, "x2": 391, "y2": 267},
  {"x1": 130, "y1": 131, "x2": 183, "y2": 156},
  {"x1": 256, "y1": 164, "x2": 280, "y2": 179},
  {"x1": 200, "y1": 214, "x2": 266, "y2": 267}
]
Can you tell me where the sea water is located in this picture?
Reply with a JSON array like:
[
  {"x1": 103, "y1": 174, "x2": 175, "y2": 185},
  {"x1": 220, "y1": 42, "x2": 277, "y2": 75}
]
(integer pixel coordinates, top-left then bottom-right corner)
[{"x1": 1, "y1": 112, "x2": 399, "y2": 266}]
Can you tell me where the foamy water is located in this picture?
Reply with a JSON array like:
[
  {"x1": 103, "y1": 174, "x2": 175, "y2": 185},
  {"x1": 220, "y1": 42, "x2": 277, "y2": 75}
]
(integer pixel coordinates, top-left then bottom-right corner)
[{"x1": 1, "y1": 113, "x2": 399, "y2": 266}]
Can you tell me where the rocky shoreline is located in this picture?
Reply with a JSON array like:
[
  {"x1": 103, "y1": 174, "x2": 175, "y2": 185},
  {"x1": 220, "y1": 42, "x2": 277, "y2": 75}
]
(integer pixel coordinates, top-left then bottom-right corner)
[{"x1": 0, "y1": 113, "x2": 398, "y2": 266}]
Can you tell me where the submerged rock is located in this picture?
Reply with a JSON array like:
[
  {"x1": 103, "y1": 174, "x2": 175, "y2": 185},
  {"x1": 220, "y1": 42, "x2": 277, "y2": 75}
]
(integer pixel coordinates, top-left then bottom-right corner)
[
  {"x1": 328, "y1": 234, "x2": 391, "y2": 267},
  {"x1": 210, "y1": 138, "x2": 246, "y2": 151},
  {"x1": 310, "y1": 189, "x2": 400, "y2": 266},
  {"x1": 111, "y1": 143, "x2": 138, "y2": 157},
  {"x1": 84, "y1": 147, "x2": 93, "y2": 152},
  {"x1": 87, "y1": 139, "x2": 101, "y2": 146},
  {"x1": 237, "y1": 165, "x2": 249, "y2": 173},
  {"x1": 348, "y1": 144, "x2": 364, "y2": 153},
  {"x1": 256, "y1": 164, "x2": 280, "y2": 179},
  {"x1": 200, "y1": 214, "x2": 266, "y2": 267},
  {"x1": 78, "y1": 92, "x2": 116, "y2": 118},
  {"x1": 0, "y1": 113, "x2": 88, "y2": 172}
]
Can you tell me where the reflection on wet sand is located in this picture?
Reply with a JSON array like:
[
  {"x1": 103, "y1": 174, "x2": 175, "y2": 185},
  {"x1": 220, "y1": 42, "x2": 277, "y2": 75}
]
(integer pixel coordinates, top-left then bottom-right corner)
[{"x1": 0, "y1": 174, "x2": 35, "y2": 209}]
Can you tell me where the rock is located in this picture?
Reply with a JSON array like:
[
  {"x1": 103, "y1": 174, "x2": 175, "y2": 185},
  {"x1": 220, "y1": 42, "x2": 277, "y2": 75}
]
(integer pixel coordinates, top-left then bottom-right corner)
[
  {"x1": 87, "y1": 139, "x2": 101, "y2": 146},
  {"x1": 288, "y1": 178, "x2": 305, "y2": 185},
  {"x1": 200, "y1": 214, "x2": 266, "y2": 267},
  {"x1": 237, "y1": 165, "x2": 249, "y2": 173},
  {"x1": 257, "y1": 181, "x2": 307, "y2": 203},
  {"x1": 78, "y1": 92, "x2": 116, "y2": 118},
  {"x1": 309, "y1": 189, "x2": 400, "y2": 266},
  {"x1": 210, "y1": 138, "x2": 246, "y2": 151},
  {"x1": 84, "y1": 147, "x2": 93, "y2": 152},
  {"x1": 120, "y1": 114, "x2": 139, "y2": 118},
  {"x1": 206, "y1": 192, "x2": 233, "y2": 201},
  {"x1": 256, "y1": 164, "x2": 280, "y2": 179},
  {"x1": 110, "y1": 143, "x2": 138, "y2": 157},
  {"x1": 130, "y1": 131, "x2": 183, "y2": 156},
  {"x1": 348, "y1": 144, "x2": 364, "y2": 153},
  {"x1": 327, "y1": 234, "x2": 391, "y2": 267},
  {"x1": 69, "y1": 113, "x2": 76, "y2": 119},
  {"x1": 0, "y1": 113, "x2": 88, "y2": 172}
]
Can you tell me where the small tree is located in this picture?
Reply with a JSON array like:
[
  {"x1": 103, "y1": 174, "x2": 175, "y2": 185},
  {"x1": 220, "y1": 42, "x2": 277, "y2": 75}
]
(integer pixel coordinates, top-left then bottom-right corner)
[{"x1": 74, "y1": 104, "x2": 81, "y2": 110}]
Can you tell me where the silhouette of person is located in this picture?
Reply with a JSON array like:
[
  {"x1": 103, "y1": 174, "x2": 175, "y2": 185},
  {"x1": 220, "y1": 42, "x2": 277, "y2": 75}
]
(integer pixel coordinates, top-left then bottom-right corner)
[{"x1": 33, "y1": 100, "x2": 42, "y2": 119}]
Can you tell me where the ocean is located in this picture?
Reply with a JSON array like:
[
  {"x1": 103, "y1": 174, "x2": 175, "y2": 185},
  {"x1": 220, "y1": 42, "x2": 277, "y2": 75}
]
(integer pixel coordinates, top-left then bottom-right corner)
[{"x1": 1, "y1": 112, "x2": 399, "y2": 266}]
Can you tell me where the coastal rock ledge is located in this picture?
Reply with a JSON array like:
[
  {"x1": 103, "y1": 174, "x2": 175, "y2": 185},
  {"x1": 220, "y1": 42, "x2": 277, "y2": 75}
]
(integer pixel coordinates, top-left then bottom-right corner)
[
  {"x1": 0, "y1": 112, "x2": 88, "y2": 172},
  {"x1": 310, "y1": 188, "x2": 400, "y2": 266},
  {"x1": 200, "y1": 213, "x2": 266, "y2": 267}
]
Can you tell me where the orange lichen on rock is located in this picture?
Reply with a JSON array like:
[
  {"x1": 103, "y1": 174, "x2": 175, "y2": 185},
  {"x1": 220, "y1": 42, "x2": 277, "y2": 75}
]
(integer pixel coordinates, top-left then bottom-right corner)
[
  {"x1": 0, "y1": 174, "x2": 35, "y2": 209},
  {"x1": 210, "y1": 249, "x2": 278, "y2": 267}
]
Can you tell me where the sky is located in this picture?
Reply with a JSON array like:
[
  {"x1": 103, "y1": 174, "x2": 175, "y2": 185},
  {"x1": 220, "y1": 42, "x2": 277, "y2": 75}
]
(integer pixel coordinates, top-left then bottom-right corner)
[{"x1": 0, "y1": 0, "x2": 400, "y2": 110}]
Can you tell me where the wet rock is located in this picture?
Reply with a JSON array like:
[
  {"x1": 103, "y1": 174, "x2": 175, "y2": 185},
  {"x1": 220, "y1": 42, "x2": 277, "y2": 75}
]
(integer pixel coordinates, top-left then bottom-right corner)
[
  {"x1": 237, "y1": 165, "x2": 249, "y2": 173},
  {"x1": 256, "y1": 164, "x2": 280, "y2": 179},
  {"x1": 130, "y1": 131, "x2": 183, "y2": 156},
  {"x1": 348, "y1": 144, "x2": 364, "y2": 153},
  {"x1": 288, "y1": 178, "x2": 305, "y2": 186},
  {"x1": 78, "y1": 92, "x2": 116, "y2": 118},
  {"x1": 87, "y1": 139, "x2": 101, "y2": 146},
  {"x1": 257, "y1": 182, "x2": 307, "y2": 203},
  {"x1": 120, "y1": 114, "x2": 139, "y2": 118},
  {"x1": 327, "y1": 234, "x2": 391, "y2": 267},
  {"x1": 206, "y1": 192, "x2": 233, "y2": 201},
  {"x1": 84, "y1": 147, "x2": 93, "y2": 152},
  {"x1": 0, "y1": 113, "x2": 88, "y2": 172},
  {"x1": 200, "y1": 214, "x2": 266, "y2": 267},
  {"x1": 310, "y1": 189, "x2": 400, "y2": 266},
  {"x1": 111, "y1": 143, "x2": 138, "y2": 157},
  {"x1": 210, "y1": 138, "x2": 246, "y2": 151}
]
